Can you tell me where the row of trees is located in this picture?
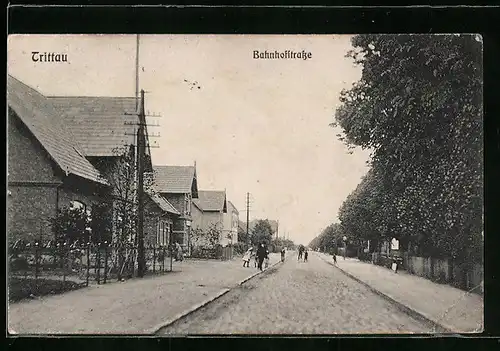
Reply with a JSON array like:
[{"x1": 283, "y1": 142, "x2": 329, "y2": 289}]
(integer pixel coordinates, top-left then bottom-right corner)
[
  {"x1": 237, "y1": 219, "x2": 296, "y2": 252},
  {"x1": 310, "y1": 34, "x2": 483, "y2": 264},
  {"x1": 308, "y1": 223, "x2": 344, "y2": 253}
]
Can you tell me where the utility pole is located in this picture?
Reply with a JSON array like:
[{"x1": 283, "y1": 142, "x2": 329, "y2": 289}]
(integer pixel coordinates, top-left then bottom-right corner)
[
  {"x1": 135, "y1": 34, "x2": 140, "y2": 110},
  {"x1": 246, "y1": 192, "x2": 250, "y2": 247},
  {"x1": 136, "y1": 89, "x2": 146, "y2": 277}
]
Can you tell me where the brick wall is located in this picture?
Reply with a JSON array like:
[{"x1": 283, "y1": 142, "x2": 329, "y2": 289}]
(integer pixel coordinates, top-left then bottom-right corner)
[
  {"x1": 164, "y1": 193, "x2": 185, "y2": 214},
  {"x1": 8, "y1": 186, "x2": 58, "y2": 242}
]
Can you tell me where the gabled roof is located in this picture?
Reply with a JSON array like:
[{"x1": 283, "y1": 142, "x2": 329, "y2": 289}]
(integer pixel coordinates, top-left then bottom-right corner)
[
  {"x1": 193, "y1": 190, "x2": 227, "y2": 212},
  {"x1": 238, "y1": 220, "x2": 247, "y2": 231},
  {"x1": 227, "y1": 201, "x2": 239, "y2": 215},
  {"x1": 7, "y1": 75, "x2": 107, "y2": 185},
  {"x1": 153, "y1": 165, "x2": 198, "y2": 195},
  {"x1": 148, "y1": 193, "x2": 180, "y2": 215},
  {"x1": 48, "y1": 96, "x2": 139, "y2": 157}
]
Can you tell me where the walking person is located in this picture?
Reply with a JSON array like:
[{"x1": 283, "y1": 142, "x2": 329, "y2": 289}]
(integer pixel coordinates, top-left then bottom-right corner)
[
  {"x1": 332, "y1": 252, "x2": 337, "y2": 265},
  {"x1": 174, "y1": 242, "x2": 184, "y2": 262},
  {"x1": 298, "y1": 246, "x2": 304, "y2": 261},
  {"x1": 304, "y1": 249, "x2": 308, "y2": 262},
  {"x1": 264, "y1": 248, "x2": 270, "y2": 268},
  {"x1": 280, "y1": 248, "x2": 286, "y2": 262},
  {"x1": 242, "y1": 247, "x2": 253, "y2": 267},
  {"x1": 256, "y1": 242, "x2": 267, "y2": 271}
]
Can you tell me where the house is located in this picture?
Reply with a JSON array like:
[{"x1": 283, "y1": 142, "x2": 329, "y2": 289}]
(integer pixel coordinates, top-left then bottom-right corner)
[
  {"x1": 48, "y1": 94, "x2": 153, "y2": 243},
  {"x1": 7, "y1": 75, "x2": 110, "y2": 243},
  {"x1": 223, "y1": 201, "x2": 239, "y2": 245},
  {"x1": 153, "y1": 165, "x2": 199, "y2": 254},
  {"x1": 191, "y1": 190, "x2": 228, "y2": 243},
  {"x1": 8, "y1": 75, "x2": 168, "y2": 247},
  {"x1": 144, "y1": 192, "x2": 180, "y2": 247}
]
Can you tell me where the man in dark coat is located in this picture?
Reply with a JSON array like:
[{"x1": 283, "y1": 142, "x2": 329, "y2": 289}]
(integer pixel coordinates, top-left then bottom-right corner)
[
  {"x1": 256, "y1": 242, "x2": 267, "y2": 271},
  {"x1": 298, "y1": 245, "x2": 304, "y2": 261}
]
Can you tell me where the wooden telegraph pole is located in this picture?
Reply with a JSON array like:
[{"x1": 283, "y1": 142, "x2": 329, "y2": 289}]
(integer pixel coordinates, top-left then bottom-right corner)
[
  {"x1": 246, "y1": 192, "x2": 250, "y2": 247},
  {"x1": 137, "y1": 89, "x2": 146, "y2": 277}
]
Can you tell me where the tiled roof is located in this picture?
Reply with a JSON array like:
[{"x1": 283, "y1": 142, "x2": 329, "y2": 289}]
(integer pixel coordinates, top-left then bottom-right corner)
[
  {"x1": 153, "y1": 165, "x2": 197, "y2": 194},
  {"x1": 238, "y1": 220, "x2": 247, "y2": 231},
  {"x1": 48, "y1": 96, "x2": 139, "y2": 157},
  {"x1": 148, "y1": 193, "x2": 180, "y2": 215},
  {"x1": 193, "y1": 190, "x2": 227, "y2": 212},
  {"x1": 7, "y1": 75, "x2": 107, "y2": 185}
]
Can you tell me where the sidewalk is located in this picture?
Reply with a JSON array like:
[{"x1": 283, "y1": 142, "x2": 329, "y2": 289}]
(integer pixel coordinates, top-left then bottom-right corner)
[
  {"x1": 315, "y1": 253, "x2": 483, "y2": 333},
  {"x1": 8, "y1": 253, "x2": 281, "y2": 335}
]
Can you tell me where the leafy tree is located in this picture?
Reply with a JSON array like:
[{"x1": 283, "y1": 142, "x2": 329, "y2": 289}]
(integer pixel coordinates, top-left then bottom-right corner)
[
  {"x1": 309, "y1": 223, "x2": 344, "y2": 253},
  {"x1": 190, "y1": 223, "x2": 223, "y2": 258},
  {"x1": 90, "y1": 201, "x2": 113, "y2": 244},
  {"x1": 93, "y1": 146, "x2": 157, "y2": 246},
  {"x1": 190, "y1": 223, "x2": 222, "y2": 248},
  {"x1": 334, "y1": 34, "x2": 482, "y2": 261},
  {"x1": 51, "y1": 206, "x2": 90, "y2": 244},
  {"x1": 237, "y1": 225, "x2": 249, "y2": 245},
  {"x1": 250, "y1": 219, "x2": 273, "y2": 246},
  {"x1": 271, "y1": 237, "x2": 297, "y2": 252}
]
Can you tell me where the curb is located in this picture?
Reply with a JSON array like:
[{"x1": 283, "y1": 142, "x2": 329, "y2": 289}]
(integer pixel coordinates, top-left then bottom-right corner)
[
  {"x1": 151, "y1": 259, "x2": 282, "y2": 334},
  {"x1": 148, "y1": 287, "x2": 231, "y2": 334},
  {"x1": 314, "y1": 253, "x2": 453, "y2": 333}
]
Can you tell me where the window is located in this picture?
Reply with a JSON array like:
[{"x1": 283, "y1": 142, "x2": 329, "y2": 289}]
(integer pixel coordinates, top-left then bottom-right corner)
[
  {"x1": 157, "y1": 221, "x2": 171, "y2": 246},
  {"x1": 165, "y1": 223, "x2": 170, "y2": 246},
  {"x1": 157, "y1": 221, "x2": 164, "y2": 246}
]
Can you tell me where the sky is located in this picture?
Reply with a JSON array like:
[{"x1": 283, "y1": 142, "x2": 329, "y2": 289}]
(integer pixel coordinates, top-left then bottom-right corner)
[{"x1": 8, "y1": 34, "x2": 370, "y2": 245}]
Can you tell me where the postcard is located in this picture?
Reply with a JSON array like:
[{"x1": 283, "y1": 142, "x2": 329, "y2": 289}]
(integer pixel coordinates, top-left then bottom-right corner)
[{"x1": 7, "y1": 34, "x2": 483, "y2": 335}]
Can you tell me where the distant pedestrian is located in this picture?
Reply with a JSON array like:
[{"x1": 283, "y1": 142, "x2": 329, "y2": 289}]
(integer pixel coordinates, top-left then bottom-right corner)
[
  {"x1": 298, "y1": 246, "x2": 304, "y2": 261},
  {"x1": 280, "y1": 248, "x2": 286, "y2": 262},
  {"x1": 242, "y1": 247, "x2": 253, "y2": 267},
  {"x1": 175, "y1": 242, "x2": 184, "y2": 262},
  {"x1": 264, "y1": 249, "x2": 270, "y2": 268},
  {"x1": 256, "y1": 242, "x2": 267, "y2": 271},
  {"x1": 332, "y1": 252, "x2": 337, "y2": 265},
  {"x1": 304, "y1": 249, "x2": 308, "y2": 262}
]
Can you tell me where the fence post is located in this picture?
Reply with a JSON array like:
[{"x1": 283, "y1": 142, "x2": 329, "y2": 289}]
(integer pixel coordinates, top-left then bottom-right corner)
[
  {"x1": 169, "y1": 244, "x2": 173, "y2": 272},
  {"x1": 162, "y1": 246, "x2": 165, "y2": 272},
  {"x1": 96, "y1": 242, "x2": 101, "y2": 284},
  {"x1": 103, "y1": 241, "x2": 108, "y2": 284},
  {"x1": 153, "y1": 245, "x2": 156, "y2": 274},
  {"x1": 34, "y1": 242, "x2": 39, "y2": 280},
  {"x1": 86, "y1": 242, "x2": 90, "y2": 287},
  {"x1": 62, "y1": 242, "x2": 67, "y2": 283}
]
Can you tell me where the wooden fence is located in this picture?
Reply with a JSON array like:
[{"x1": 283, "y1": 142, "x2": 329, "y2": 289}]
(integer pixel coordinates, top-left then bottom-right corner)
[{"x1": 370, "y1": 252, "x2": 483, "y2": 294}]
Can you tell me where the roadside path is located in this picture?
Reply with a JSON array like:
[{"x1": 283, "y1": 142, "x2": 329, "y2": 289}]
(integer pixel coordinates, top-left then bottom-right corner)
[
  {"x1": 8, "y1": 254, "x2": 280, "y2": 334},
  {"x1": 316, "y1": 252, "x2": 483, "y2": 333}
]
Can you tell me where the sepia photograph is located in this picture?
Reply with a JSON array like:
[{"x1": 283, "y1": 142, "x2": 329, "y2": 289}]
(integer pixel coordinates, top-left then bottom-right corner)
[{"x1": 7, "y1": 34, "x2": 483, "y2": 335}]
